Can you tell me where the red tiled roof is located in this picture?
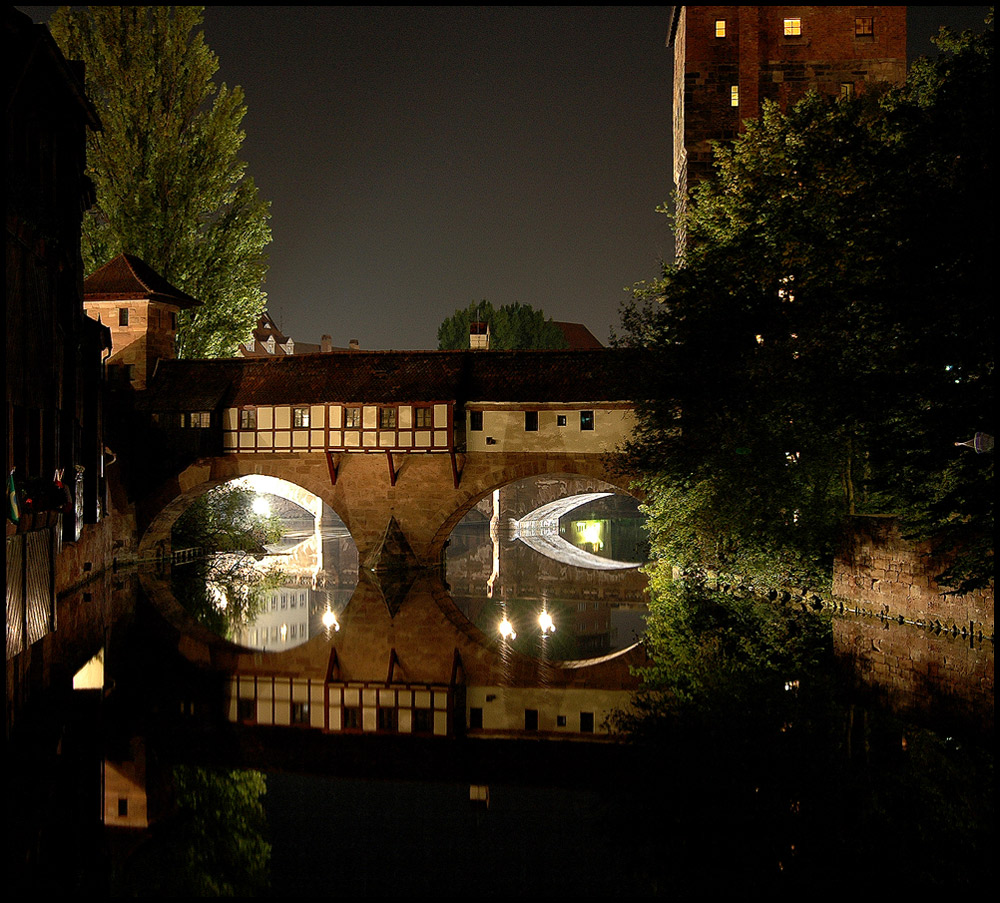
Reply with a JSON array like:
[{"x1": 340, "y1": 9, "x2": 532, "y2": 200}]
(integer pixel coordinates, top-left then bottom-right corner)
[
  {"x1": 140, "y1": 349, "x2": 646, "y2": 412},
  {"x1": 554, "y1": 321, "x2": 604, "y2": 349},
  {"x1": 84, "y1": 254, "x2": 201, "y2": 309}
]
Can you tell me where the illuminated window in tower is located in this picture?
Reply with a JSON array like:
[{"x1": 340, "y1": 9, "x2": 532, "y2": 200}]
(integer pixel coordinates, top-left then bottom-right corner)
[
  {"x1": 855, "y1": 17, "x2": 874, "y2": 37},
  {"x1": 730, "y1": 85, "x2": 739, "y2": 107},
  {"x1": 715, "y1": 19, "x2": 726, "y2": 38},
  {"x1": 783, "y1": 17, "x2": 802, "y2": 36}
]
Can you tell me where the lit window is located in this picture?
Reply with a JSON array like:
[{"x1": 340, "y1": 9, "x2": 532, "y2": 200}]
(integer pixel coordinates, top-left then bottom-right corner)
[
  {"x1": 293, "y1": 406, "x2": 309, "y2": 427},
  {"x1": 414, "y1": 406, "x2": 433, "y2": 428},
  {"x1": 715, "y1": 19, "x2": 726, "y2": 38},
  {"x1": 580, "y1": 410, "x2": 595, "y2": 431},
  {"x1": 378, "y1": 407, "x2": 397, "y2": 429},
  {"x1": 840, "y1": 82, "x2": 855, "y2": 99},
  {"x1": 557, "y1": 415, "x2": 567, "y2": 427},
  {"x1": 344, "y1": 407, "x2": 361, "y2": 428},
  {"x1": 469, "y1": 410, "x2": 483, "y2": 431},
  {"x1": 119, "y1": 308, "x2": 129, "y2": 326},
  {"x1": 524, "y1": 411, "x2": 538, "y2": 432},
  {"x1": 783, "y1": 17, "x2": 801, "y2": 36},
  {"x1": 240, "y1": 408, "x2": 256, "y2": 430},
  {"x1": 730, "y1": 85, "x2": 739, "y2": 107},
  {"x1": 187, "y1": 411, "x2": 211, "y2": 428},
  {"x1": 855, "y1": 17, "x2": 873, "y2": 37}
]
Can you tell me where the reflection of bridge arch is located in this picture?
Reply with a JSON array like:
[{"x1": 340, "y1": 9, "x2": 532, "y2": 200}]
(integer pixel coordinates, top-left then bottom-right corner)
[{"x1": 509, "y1": 492, "x2": 643, "y2": 570}]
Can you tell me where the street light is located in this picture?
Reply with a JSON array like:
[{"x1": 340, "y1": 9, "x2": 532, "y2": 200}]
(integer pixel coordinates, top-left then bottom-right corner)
[
  {"x1": 498, "y1": 616, "x2": 516, "y2": 640},
  {"x1": 538, "y1": 610, "x2": 555, "y2": 634}
]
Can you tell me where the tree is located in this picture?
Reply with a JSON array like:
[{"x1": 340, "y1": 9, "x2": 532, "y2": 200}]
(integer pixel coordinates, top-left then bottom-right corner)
[
  {"x1": 437, "y1": 300, "x2": 569, "y2": 350},
  {"x1": 618, "y1": 18, "x2": 993, "y2": 591},
  {"x1": 171, "y1": 484, "x2": 285, "y2": 637},
  {"x1": 49, "y1": 6, "x2": 271, "y2": 359}
]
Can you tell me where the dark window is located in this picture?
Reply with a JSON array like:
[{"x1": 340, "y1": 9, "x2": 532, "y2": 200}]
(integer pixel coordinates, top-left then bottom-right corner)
[
  {"x1": 240, "y1": 408, "x2": 256, "y2": 430},
  {"x1": 293, "y1": 407, "x2": 309, "y2": 427},
  {"x1": 118, "y1": 797, "x2": 129, "y2": 817},
  {"x1": 524, "y1": 411, "x2": 538, "y2": 432},
  {"x1": 343, "y1": 706, "x2": 361, "y2": 730},
  {"x1": 379, "y1": 407, "x2": 397, "y2": 430},
  {"x1": 580, "y1": 711, "x2": 595, "y2": 733},
  {"x1": 291, "y1": 702, "x2": 309, "y2": 725},
  {"x1": 414, "y1": 406, "x2": 433, "y2": 428},
  {"x1": 237, "y1": 698, "x2": 255, "y2": 721},
  {"x1": 344, "y1": 407, "x2": 361, "y2": 428},
  {"x1": 413, "y1": 707, "x2": 434, "y2": 733},
  {"x1": 118, "y1": 308, "x2": 129, "y2": 326},
  {"x1": 469, "y1": 707, "x2": 484, "y2": 729},
  {"x1": 170, "y1": 311, "x2": 178, "y2": 330},
  {"x1": 557, "y1": 415, "x2": 567, "y2": 427},
  {"x1": 469, "y1": 410, "x2": 483, "y2": 431},
  {"x1": 524, "y1": 708, "x2": 539, "y2": 731},
  {"x1": 580, "y1": 410, "x2": 595, "y2": 431},
  {"x1": 557, "y1": 714, "x2": 567, "y2": 727},
  {"x1": 377, "y1": 707, "x2": 397, "y2": 732}
]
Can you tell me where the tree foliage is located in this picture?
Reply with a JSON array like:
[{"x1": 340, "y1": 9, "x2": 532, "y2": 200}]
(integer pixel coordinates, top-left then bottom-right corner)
[
  {"x1": 171, "y1": 484, "x2": 285, "y2": 637},
  {"x1": 437, "y1": 300, "x2": 568, "y2": 350},
  {"x1": 49, "y1": 5, "x2": 271, "y2": 359},
  {"x1": 618, "y1": 18, "x2": 994, "y2": 591}
]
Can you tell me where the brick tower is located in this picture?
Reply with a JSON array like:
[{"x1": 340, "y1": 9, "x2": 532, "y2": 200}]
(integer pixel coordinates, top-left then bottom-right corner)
[{"x1": 669, "y1": 6, "x2": 907, "y2": 248}]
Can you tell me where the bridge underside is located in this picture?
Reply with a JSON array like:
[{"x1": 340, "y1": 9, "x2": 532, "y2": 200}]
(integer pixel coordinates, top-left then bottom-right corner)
[{"x1": 138, "y1": 450, "x2": 638, "y2": 568}]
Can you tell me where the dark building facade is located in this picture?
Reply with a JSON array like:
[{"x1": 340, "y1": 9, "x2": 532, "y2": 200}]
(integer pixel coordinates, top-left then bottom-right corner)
[{"x1": 669, "y1": 6, "x2": 907, "y2": 246}]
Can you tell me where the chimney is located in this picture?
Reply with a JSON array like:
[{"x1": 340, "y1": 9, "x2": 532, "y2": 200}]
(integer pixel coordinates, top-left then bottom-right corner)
[
  {"x1": 469, "y1": 321, "x2": 490, "y2": 350},
  {"x1": 321, "y1": 335, "x2": 332, "y2": 352},
  {"x1": 349, "y1": 338, "x2": 360, "y2": 351}
]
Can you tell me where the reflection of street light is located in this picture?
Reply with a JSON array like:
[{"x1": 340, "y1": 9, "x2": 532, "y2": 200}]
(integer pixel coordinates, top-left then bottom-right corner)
[
  {"x1": 538, "y1": 610, "x2": 555, "y2": 634},
  {"x1": 498, "y1": 616, "x2": 516, "y2": 640},
  {"x1": 322, "y1": 608, "x2": 339, "y2": 631}
]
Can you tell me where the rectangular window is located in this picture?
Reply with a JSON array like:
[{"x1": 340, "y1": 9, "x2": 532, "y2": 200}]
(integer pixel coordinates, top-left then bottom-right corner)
[
  {"x1": 343, "y1": 707, "x2": 361, "y2": 730},
  {"x1": 524, "y1": 411, "x2": 538, "y2": 432},
  {"x1": 412, "y1": 707, "x2": 433, "y2": 734},
  {"x1": 469, "y1": 707, "x2": 484, "y2": 729},
  {"x1": 580, "y1": 410, "x2": 595, "y2": 431},
  {"x1": 118, "y1": 308, "x2": 129, "y2": 326},
  {"x1": 188, "y1": 411, "x2": 210, "y2": 428},
  {"x1": 293, "y1": 406, "x2": 309, "y2": 427},
  {"x1": 714, "y1": 19, "x2": 726, "y2": 38},
  {"x1": 840, "y1": 82, "x2": 855, "y2": 99},
  {"x1": 377, "y1": 707, "x2": 397, "y2": 732},
  {"x1": 855, "y1": 16, "x2": 873, "y2": 37},
  {"x1": 170, "y1": 311, "x2": 178, "y2": 330},
  {"x1": 118, "y1": 797, "x2": 129, "y2": 817},
  {"x1": 237, "y1": 698, "x2": 255, "y2": 722},
  {"x1": 469, "y1": 410, "x2": 483, "y2": 431},
  {"x1": 240, "y1": 408, "x2": 257, "y2": 430},
  {"x1": 580, "y1": 712, "x2": 595, "y2": 733},
  {"x1": 557, "y1": 415, "x2": 567, "y2": 427},
  {"x1": 524, "y1": 708, "x2": 539, "y2": 731},
  {"x1": 378, "y1": 407, "x2": 397, "y2": 430},
  {"x1": 414, "y1": 406, "x2": 433, "y2": 428},
  {"x1": 783, "y1": 17, "x2": 801, "y2": 36},
  {"x1": 730, "y1": 85, "x2": 739, "y2": 107},
  {"x1": 344, "y1": 407, "x2": 361, "y2": 428},
  {"x1": 291, "y1": 702, "x2": 309, "y2": 724}
]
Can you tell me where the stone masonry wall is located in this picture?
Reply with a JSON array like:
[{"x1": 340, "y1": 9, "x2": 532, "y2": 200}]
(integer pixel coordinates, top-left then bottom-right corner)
[{"x1": 833, "y1": 515, "x2": 993, "y2": 636}]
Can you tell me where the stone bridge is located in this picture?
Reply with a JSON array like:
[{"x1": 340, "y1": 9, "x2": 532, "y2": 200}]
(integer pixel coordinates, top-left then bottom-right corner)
[{"x1": 137, "y1": 349, "x2": 645, "y2": 569}]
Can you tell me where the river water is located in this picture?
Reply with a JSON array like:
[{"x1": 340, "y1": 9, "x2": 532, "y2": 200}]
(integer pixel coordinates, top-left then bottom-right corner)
[{"x1": 7, "y1": 476, "x2": 993, "y2": 895}]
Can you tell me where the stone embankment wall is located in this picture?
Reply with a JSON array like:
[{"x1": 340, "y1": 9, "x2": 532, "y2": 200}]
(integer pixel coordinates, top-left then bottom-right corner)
[{"x1": 833, "y1": 516, "x2": 993, "y2": 636}]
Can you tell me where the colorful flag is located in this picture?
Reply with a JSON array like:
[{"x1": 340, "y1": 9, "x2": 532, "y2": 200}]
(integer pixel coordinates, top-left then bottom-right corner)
[{"x1": 7, "y1": 470, "x2": 20, "y2": 524}]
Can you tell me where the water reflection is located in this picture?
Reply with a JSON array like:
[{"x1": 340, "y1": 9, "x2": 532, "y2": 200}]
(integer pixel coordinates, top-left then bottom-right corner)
[
  {"x1": 445, "y1": 476, "x2": 650, "y2": 660},
  {"x1": 170, "y1": 483, "x2": 358, "y2": 651}
]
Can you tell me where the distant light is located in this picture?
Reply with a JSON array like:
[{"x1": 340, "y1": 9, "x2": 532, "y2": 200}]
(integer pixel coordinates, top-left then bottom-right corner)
[
  {"x1": 322, "y1": 608, "x2": 339, "y2": 631},
  {"x1": 498, "y1": 616, "x2": 516, "y2": 640},
  {"x1": 252, "y1": 495, "x2": 271, "y2": 517},
  {"x1": 538, "y1": 610, "x2": 555, "y2": 634}
]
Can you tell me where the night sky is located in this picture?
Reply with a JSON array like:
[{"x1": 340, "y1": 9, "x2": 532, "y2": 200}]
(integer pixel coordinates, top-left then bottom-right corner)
[{"x1": 18, "y1": 6, "x2": 993, "y2": 351}]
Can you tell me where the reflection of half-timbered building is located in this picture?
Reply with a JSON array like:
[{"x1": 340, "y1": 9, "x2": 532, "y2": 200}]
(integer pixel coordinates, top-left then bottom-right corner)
[{"x1": 140, "y1": 349, "x2": 642, "y2": 487}]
